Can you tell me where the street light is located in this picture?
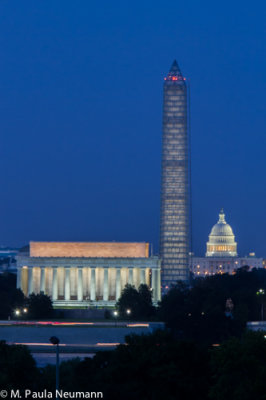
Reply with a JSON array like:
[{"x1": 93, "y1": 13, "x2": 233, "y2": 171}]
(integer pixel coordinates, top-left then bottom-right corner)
[
  {"x1": 23, "y1": 308, "x2": 28, "y2": 313},
  {"x1": 15, "y1": 309, "x2": 20, "y2": 316},
  {"x1": 49, "y1": 336, "x2": 60, "y2": 397},
  {"x1": 256, "y1": 289, "x2": 265, "y2": 321},
  {"x1": 126, "y1": 309, "x2": 131, "y2": 315},
  {"x1": 113, "y1": 311, "x2": 118, "y2": 327}
]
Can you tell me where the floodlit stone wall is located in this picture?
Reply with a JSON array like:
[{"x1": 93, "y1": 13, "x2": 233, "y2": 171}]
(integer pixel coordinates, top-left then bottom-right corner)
[{"x1": 30, "y1": 242, "x2": 149, "y2": 258}]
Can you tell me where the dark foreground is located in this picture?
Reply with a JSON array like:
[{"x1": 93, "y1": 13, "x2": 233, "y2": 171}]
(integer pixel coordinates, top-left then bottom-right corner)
[{"x1": 1, "y1": 330, "x2": 266, "y2": 400}]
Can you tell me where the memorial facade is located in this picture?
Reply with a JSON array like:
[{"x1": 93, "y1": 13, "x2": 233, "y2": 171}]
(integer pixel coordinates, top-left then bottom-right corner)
[{"x1": 16, "y1": 242, "x2": 161, "y2": 307}]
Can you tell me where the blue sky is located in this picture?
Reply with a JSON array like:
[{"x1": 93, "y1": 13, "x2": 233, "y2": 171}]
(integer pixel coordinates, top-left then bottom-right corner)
[{"x1": 0, "y1": 1, "x2": 265, "y2": 256}]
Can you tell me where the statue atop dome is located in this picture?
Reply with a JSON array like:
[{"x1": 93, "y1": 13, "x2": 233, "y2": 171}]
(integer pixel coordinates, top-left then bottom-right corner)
[
  {"x1": 206, "y1": 209, "x2": 237, "y2": 257},
  {"x1": 218, "y1": 208, "x2": 226, "y2": 223}
]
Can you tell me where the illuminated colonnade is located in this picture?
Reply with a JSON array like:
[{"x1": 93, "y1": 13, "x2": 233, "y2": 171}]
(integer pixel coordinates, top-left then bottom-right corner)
[{"x1": 16, "y1": 242, "x2": 161, "y2": 306}]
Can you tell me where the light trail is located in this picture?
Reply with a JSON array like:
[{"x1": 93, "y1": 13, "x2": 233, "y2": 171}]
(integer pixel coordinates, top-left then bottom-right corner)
[{"x1": 9, "y1": 342, "x2": 121, "y2": 348}]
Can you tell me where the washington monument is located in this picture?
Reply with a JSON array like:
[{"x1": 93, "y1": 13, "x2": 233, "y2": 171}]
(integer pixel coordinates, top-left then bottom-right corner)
[{"x1": 160, "y1": 60, "x2": 190, "y2": 292}]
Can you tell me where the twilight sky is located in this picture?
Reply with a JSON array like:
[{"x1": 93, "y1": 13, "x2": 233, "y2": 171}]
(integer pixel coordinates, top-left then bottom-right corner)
[{"x1": 0, "y1": 1, "x2": 265, "y2": 257}]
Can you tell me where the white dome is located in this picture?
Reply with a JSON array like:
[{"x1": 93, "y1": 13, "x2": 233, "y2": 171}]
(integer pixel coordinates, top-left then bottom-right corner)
[
  {"x1": 206, "y1": 209, "x2": 237, "y2": 257},
  {"x1": 210, "y1": 222, "x2": 233, "y2": 237}
]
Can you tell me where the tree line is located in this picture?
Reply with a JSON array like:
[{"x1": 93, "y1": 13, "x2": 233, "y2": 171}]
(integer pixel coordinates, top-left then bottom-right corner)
[
  {"x1": 1, "y1": 267, "x2": 266, "y2": 398},
  {"x1": 1, "y1": 330, "x2": 266, "y2": 400}
]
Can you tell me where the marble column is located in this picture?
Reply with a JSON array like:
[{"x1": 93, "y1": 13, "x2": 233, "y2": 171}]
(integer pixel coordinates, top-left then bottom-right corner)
[
  {"x1": 157, "y1": 269, "x2": 161, "y2": 301},
  {"x1": 77, "y1": 268, "x2": 83, "y2": 301},
  {"x1": 103, "y1": 268, "x2": 109, "y2": 301},
  {"x1": 65, "y1": 268, "x2": 70, "y2": 301},
  {"x1": 52, "y1": 268, "x2": 58, "y2": 301},
  {"x1": 16, "y1": 267, "x2": 21, "y2": 289},
  {"x1": 152, "y1": 269, "x2": 161, "y2": 302},
  {"x1": 128, "y1": 268, "x2": 133, "y2": 286},
  {"x1": 90, "y1": 268, "x2": 96, "y2": 301},
  {"x1": 40, "y1": 267, "x2": 45, "y2": 293},
  {"x1": 115, "y1": 269, "x2": 121, "y2": 301},
  {"x1": 28, "y1": 267, "x2": 33, "y2": 295},
  {"x1": 140, "y1": 268, "x2": 146, "y2": 285}
]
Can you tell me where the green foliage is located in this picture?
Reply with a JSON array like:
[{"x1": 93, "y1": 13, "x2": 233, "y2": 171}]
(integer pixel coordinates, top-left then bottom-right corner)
[
  {"x1": 54, "y1": 331, "x2": 210, "y2": 400},
  {"x1": 27, "y1": 292, "x2": 53, "y2": 319},
  {"x1": 2, "y1": 329, "x2": 266, "y2": 399},
  {"x1": 39, "y1": 359, "x2": 82, "y2": 392},
  {"x1": 0, "y1": 341, "x2": 39, "y2": 390},
  {"x1": 116, "y1": 284, "x2": 139, "y2": 315},
  {"x1": 116, "y1": 284, "x2": 155, "y2": 319},
  {"x1": 39, "y1": 331, "x2": 266, "y2": 399},
  {"x1": 158, "y1": 268, "x2": 266, "y2": 344},
  {"x1": 38, "y1": 364, "x2": 56, "y2": 392},
  {"x1": 209, "y1": 331, "x2": 266, "y2": 400},
  {"x1": 0, "y1": 273, "x2": 25, "y2": 319}
]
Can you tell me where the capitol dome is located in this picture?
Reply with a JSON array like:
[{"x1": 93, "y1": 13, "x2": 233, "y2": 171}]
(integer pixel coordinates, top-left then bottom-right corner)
[{"x1": 206, "y1": 209, "x2": 237, "y2": 257}]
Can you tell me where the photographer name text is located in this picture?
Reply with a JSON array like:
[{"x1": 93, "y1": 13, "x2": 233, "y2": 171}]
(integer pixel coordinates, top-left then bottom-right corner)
[{"x1": 1, "y1": 389, "x2": 104, "y2": 399}]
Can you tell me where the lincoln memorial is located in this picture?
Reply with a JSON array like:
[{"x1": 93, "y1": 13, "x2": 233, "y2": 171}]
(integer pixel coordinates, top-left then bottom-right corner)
[{"x1": 16, "y1": 242, "x2": 161, "y2": 307}]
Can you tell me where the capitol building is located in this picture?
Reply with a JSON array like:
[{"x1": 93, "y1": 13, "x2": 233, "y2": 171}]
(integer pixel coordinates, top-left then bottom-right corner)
[{"x1": 190, "y1": 209, "x2": 263, "y2": 276}]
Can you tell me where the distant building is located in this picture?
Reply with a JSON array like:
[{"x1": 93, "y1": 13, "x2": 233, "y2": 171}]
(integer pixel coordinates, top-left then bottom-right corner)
[
  {"x1": 205, "y1": 209, "x2": 237, "y2": 257},
  {"x1": 0, "y1": 247, "x2": 18, "y2": 273},
  {"x1": 16, "y1": 242, "x2": 161, "y2": 307},
  {"x1": 190, "y1": 210, "x2": 263, "y2": 276}
]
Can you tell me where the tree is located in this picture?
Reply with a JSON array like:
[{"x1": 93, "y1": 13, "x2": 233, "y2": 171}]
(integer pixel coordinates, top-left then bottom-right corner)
[
  {"x1": 0, "y1": 341, "x2": 39, "y2": 389},
  {"x1": 137, "y1": 284, "x2": 155, "y2": 318},
  {"x1": 158, "y1": 281, "x2": 189, "y2": 334},
  {"x1": 116, "y1": 284, "x2": 155, "y2": 319},
  {"x1": 27, "y1": 292, "x2": 53, "y2": 319},
  {"x1": 158, "y1": 277, "x2": 247, "y2": 344},
  {"x1": 116, "y1": 284, "x2": 139, "y2": 317},
  {"x1": 209, "y1": 331, "x2": 266, "y2": 400},
  {"x1": 51, "y1": 331, "x2": 210, "y2": 400},
  {"x1": 0, "y1": 273, "x2": 25, "y2": 319}
]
